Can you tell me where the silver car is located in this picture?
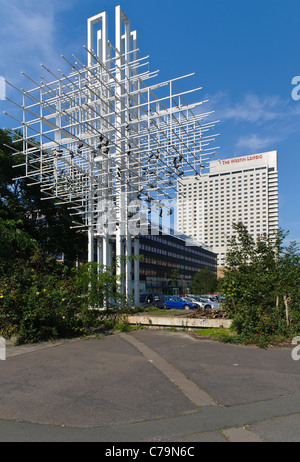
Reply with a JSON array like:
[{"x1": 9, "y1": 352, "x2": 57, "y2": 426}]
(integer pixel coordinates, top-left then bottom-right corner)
[
  {"x1": 182, "y1": 297, "x2": 204, "y2": 309},
  {"x1": 198, "y1": 297, "x2": 221, "y2": 310}
]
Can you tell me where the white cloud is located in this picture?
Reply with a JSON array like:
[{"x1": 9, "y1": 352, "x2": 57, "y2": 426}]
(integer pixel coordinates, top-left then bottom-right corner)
[
  {"x1": 221, "y1": 93, "x2": 285, "y2": 123},
  {"x1": 210, "y1": 91, "x2": 300, "y2": 124},
  {"x1": 236, "y1": 134, "x2": 280, "y2": 151},
  {"x1": 208, "y1": 90, "x2": 300, "y2": 125},
  {"x1": 204, "y1": 90, "x2": 300, "y2": 154}
]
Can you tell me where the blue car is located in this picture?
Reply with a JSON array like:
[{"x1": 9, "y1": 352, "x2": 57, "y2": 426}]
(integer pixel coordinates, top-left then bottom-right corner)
[{"x1": 164, "y1": 296, "x2": 197, "y2": 310}]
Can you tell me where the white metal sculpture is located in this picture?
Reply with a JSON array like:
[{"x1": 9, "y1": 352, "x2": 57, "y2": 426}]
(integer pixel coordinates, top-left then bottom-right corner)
[{"x1": 4, "y1": 5, "x2": 219, "y2": 304}]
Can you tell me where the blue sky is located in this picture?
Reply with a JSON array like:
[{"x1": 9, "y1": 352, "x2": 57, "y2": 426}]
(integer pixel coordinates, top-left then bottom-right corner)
[{"x1": 0, "y1": 0, "x2": 300, "y2": 244}]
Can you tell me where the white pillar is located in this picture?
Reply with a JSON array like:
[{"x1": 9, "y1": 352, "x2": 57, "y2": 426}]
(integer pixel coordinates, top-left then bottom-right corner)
[{"x1": 134, "y1": 238, "x2": 140, "y2": 306}]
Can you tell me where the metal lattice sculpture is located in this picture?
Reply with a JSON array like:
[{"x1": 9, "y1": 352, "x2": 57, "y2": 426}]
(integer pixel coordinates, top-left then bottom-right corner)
[{"x1": 4, "y1": 6, "x2": 219, "y2": 303}]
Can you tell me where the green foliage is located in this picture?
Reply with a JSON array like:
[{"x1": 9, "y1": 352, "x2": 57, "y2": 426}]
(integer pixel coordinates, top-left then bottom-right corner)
[
  {"x1": 192, "y1": 267, "x2": 218, "y2": 294},
  {"x1": 0, "y1": 129, "x2": 87, "y2": 266},
  {"x1": 0, "y1": 129, "x2": 132, "y2": 343},
  {"x1": 194, "y1": 326, "x2": 292, "y2": 349},
  {"x1": 73, "y1": 261, "x2": 125, "y2": 309},
  {"x1": 0, "y1": 251, "x2": 128, "y2": 343},
  {"x1": 221, "y1": 222, "x2": 300, "y2": 342}
]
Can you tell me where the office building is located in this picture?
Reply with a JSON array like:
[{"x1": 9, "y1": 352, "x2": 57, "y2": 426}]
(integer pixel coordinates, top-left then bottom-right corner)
[
  {"x1": 177, "y1": 151, "x2": 278, "y2": 271},
  {"x1": 84, "y1": 226, "x2": 217, "y2": 294},
  {"x1": 138, "y1": 229, "x2": 217, "y2": 293}
]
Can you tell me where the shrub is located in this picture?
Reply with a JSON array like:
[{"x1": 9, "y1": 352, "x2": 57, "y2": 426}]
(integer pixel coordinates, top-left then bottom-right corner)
[{"x1": 0, "y1": 257, "x2": 123, "y2": 343}]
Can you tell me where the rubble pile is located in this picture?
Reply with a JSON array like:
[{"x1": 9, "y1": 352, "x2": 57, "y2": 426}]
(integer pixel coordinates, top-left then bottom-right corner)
[{"x1": 185, "y1": 308, "x2": 230, "y2": 319}]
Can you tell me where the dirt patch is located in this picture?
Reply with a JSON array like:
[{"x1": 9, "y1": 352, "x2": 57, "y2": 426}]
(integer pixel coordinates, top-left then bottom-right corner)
[{"x1": 183, "y1": 308, "x2": 231, "y2": 319}]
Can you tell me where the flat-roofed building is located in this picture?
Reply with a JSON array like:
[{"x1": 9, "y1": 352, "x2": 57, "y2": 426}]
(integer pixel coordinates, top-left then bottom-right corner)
[
  {"x1": 177, "y1": 151, "x2": 278, "y2": 269},
  {"x1": 138, "y1": 229, "x2": 217, "y2": 293}
]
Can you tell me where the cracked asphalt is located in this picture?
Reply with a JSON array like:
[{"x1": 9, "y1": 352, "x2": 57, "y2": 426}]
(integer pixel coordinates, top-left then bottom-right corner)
[{"x1": 1, "y1": 329, "x2": 300, "y2": 442}]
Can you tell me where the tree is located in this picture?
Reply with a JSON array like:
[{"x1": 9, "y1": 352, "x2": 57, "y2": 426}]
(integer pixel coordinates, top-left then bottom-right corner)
[
  {"x1": 276, "y1": 240, "x2": 300, "y2": 328},
  {"x1": 0, "y1": 129, "x2": 87, "y2": 266},
  {"x1": 221, "y1": 222, "x2": 300, "y2": 337},
  {"x1": 0, "y1": 129, "x2": 133, "y2": 343},
  {"x1": 192, "y1": 267, "x2": 218, "y2": 295}
]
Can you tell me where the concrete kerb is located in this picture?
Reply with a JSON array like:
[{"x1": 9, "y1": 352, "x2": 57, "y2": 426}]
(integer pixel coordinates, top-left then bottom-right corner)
[{"x1": 127, "y1": 314, "x2": 232, "y2": 330}]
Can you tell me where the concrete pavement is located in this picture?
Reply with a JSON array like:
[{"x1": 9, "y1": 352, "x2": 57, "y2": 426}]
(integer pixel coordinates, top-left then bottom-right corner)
[{"x1": 1, "y1": 329, "x2": 300, "y2": 442}]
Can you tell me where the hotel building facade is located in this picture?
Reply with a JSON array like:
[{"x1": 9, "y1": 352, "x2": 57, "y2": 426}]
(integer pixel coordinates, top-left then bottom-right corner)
[{"x1": 177, "y1": 151, "x2": 279, "y2": 271}]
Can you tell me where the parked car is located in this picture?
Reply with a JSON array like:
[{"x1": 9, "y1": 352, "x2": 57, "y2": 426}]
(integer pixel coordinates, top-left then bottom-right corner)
[
  {"x1": 198, "y1": 296, "x2": 221, "y2": 310},
  {"x1": 164, "y1": 296, "x2": 197, "y2": 310},
  {"x1": 181, "y1": 294, "x2": 204, "y2": 302},
  {"x1": 182, "y1": 297, "x2": 204, "y2": 309},
  {"x1": 203, "y1": 294, "x2": 221, "y2": 302},
  {"x1": 138, "y1": 292, "x2": 166, "y2": 309},
  {"x1": 184, "y1": 295, "x2": 205, "y2": 305}
]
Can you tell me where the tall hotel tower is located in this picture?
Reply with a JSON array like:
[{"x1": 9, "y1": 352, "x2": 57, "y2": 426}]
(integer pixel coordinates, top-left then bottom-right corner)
[{"x1": 177, "y1": 151, "x2": 278, "y2": 271}]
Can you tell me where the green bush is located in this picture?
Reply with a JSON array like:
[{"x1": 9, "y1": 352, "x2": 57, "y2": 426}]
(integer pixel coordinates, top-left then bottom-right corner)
[
  {"x1": 1, "y1": 266, "x2": 81, "y2": 343},
  {"x1": 221, "y1": 223, "x2": 300, "y2": 345},
  {"x1": 0, "y1": 130, "x2": 133, "y2": 344},
  {"x1": 0, "y1": 255, "x2": 125, "y2": 343}
]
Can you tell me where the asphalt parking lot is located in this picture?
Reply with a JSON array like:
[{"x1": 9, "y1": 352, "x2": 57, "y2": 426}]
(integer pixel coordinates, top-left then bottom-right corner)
[{"x1": 1, "y1": 329, "x2": 300, "y2": 442}]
